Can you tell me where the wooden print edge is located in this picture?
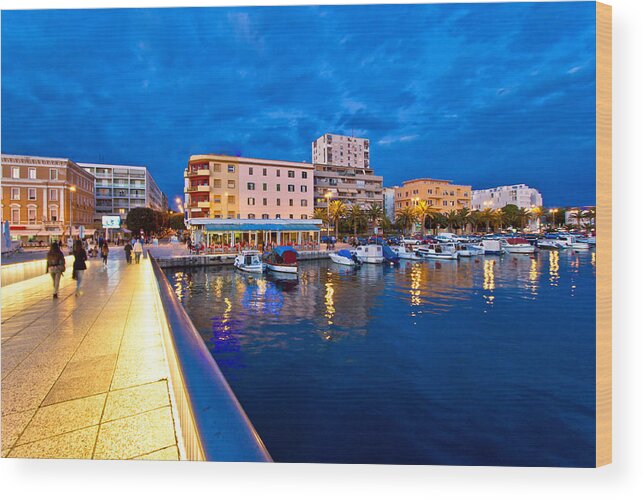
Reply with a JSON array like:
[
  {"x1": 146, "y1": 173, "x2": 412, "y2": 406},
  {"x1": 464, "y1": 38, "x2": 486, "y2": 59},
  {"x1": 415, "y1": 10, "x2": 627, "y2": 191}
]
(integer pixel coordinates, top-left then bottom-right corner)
[{"x1": 595, "y1": 1, "x2": 612, "y2": 468}]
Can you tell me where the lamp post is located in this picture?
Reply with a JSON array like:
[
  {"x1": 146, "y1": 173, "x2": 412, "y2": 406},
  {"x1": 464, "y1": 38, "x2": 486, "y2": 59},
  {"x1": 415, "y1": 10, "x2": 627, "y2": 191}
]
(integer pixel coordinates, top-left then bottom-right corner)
[
  {"x1": 69, "y1": 185, "x2": 76, "y2": 242},
  {"x1": 324, "y1": 191, "x2": 332, "y2": 245},
  {"x1": 550, "y1": 208, "x2": 558, "y2": 230}
]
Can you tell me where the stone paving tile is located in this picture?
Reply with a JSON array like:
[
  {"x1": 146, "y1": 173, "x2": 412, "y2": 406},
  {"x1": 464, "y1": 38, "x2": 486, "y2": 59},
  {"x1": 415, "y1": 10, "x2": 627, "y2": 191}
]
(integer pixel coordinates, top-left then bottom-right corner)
[
  {"x1": 1, "y1": 409, "x2": 36, "y2": 451},
  {"x1": 16, "y1": 393, "x2": 106, "y2": 445},
  {"x1": 103, "y1": 381, "x2": 170, "y2": 422},
  {"x1": 94, "y1": 406, "x2": 176, "y2": 460},
  {"x1": 133, "y1": 445, "x2": 179, "y2": 461},
  {"x1": 9, "y1": 426, "x2": 99, "y2": 460}
]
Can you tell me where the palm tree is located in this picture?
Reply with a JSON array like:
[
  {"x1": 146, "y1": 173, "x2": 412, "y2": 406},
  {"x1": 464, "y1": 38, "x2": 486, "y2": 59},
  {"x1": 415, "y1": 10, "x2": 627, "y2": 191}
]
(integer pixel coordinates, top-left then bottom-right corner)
[
  {"x1": 530, "y1": 206, "x2": 544, "y2": 230},
  {"x1": 395, "y1": 207, "x2": 418, "y2": 235},
  {"x1": 480, "y1": 208, "x2": 494, "y2": 233},
  {"x1": 516, "y1": 208, "x2": 533, "y2": 230},
  {"x1": 328, "y1": 200, "x2": 347, "y2": 239},
  {"x1": 492, "y1": 209, "x2": 504, "y2": 231},
  {"x1": 346, "y1": 204, "x2": 366, "y2": 237},
  {"x1": 313, "y1": 208, "x2": 328, "y2": 225},
  {"x1": 468, "y1": 210, "x2": 482, "y2": 233},
  {"x1": 366, "y1": 203, "x2": 384, "y2": 233},
  {"x1": 445, "y1": 210, "x2": 460, "y2": 232},
  {"x1": 569, "y1": 209, "x2": 584, "y2": 230},
  {"x1": 414, "y1": 200, "x2": 439, "y2": 236},
  {"x1": 456, "y1": 207, "x2": 471, "y2": 234}
]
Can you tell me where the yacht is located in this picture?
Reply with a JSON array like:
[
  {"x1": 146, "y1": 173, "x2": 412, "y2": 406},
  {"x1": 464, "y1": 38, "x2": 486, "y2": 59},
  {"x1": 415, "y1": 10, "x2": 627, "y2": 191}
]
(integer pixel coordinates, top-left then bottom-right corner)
[
  {"x1": 263, "y1": 246, "x2": 299, "y2": 273},
  {"x1": 354, "y1": 244, "x2": 386, "y2": 264},
  {"x1": 503, "y1": 237, "x2": 536, "y2": 254},
  {"x1": 416, "y1": 242, "x2": 460, "y2": 260},
  {"x1": 234, "y1": 250, "x2": 265, "y2": 273}
]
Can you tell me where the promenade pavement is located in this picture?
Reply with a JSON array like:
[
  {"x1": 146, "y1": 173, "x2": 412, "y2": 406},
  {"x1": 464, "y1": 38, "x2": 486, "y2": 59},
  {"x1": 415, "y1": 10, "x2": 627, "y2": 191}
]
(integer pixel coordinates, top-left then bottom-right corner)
[{"x1": 1, "y1": 249, "x2": 183, "y2": 460}]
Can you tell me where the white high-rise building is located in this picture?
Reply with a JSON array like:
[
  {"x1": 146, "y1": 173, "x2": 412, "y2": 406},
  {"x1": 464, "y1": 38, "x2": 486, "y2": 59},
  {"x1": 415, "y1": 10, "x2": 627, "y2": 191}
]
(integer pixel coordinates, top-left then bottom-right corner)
[
  {"x1": 312, "y1": 133, "x2": 370, "y2": 168},
  {"x1": 472, "y1": 184, "x2": 543, "y2": 211},
  {"x1": 383, "y1": 187, "x2": 397, "y2": 221}
]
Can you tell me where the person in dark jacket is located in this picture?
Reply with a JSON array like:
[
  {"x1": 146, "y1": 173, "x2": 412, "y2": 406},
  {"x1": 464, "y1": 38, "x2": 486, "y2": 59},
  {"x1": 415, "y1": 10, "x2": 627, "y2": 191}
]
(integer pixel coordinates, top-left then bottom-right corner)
[
  {"x1": 46, "y1": 242, "x2": 66, "y2": 298},
  {"x1": 101, "y1": 243, "x2": 109, "y2": 268},
  {"x1": 72, "y1": 239, "x2": 88, "y2": 296},
  {"x1": 124, "y1": 240, "x2": 133, "y2": 264}
]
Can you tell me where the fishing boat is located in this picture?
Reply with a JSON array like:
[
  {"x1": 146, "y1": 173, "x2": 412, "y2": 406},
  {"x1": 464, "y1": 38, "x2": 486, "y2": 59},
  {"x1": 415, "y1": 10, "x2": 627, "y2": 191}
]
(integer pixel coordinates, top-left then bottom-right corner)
[
  {"x1": 233, "y1": 250, "x2": 265, "y2": 273},
  {"x1": 416, "y1": 242, "x2": 460, "y2": 260},
  {"x1": 457, "y1": 243, "x2": 485, "y2": 257},
  {"x1": 263, "y1": 245, "x2": 298, "y2": 273},
  {"x1": 503, "y1": 237, "x2": 536, "y2": 254},
  {"x1": 354, "y1": 244, "x2": 385, "y2": 264},
  {"x1": 390, "y1": 244, "x2": 423, "y2": 260},
  {"x1": 329, "y1": 249, "x2": 361, "y2": 266}
]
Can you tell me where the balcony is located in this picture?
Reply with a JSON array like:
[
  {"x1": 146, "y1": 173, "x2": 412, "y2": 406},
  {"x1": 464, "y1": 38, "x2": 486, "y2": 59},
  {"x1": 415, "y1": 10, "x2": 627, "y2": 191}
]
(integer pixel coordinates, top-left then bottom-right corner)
[
  {"x1": 197, "y1": 185, "x2": 210, "y2": 192},
  {"x1": 197, "y1": 201, "x2": 210, "y2": 209},
  {"x1": 186, "y1": 169, "x2": 210, "y2": 177}
]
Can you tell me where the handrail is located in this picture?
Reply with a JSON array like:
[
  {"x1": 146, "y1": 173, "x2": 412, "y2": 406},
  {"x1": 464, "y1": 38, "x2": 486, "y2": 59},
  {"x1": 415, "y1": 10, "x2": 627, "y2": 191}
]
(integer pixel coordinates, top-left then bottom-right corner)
[{"x1": 149, "y1": 255, "x2": 272, "y2": 462}]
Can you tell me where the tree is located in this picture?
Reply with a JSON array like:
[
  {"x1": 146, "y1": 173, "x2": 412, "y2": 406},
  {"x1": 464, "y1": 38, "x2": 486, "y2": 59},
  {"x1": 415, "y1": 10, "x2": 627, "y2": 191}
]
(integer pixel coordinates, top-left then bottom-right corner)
[
  {"x1": 346, "y1": 205, "x2": 366, "y2": 237},
  {"x1": 328, "y1": 200, "x2": 347, "y2": 239},
  {"x1": 530, "y1": 206, "x2": 544, "y2": 230},
  {"x1": 313, "y1": 208, "x2": 328, "y2": 225},
  {"x1": 395, "y1": 207, "x2": 418, "y2": 235},
  {"x1": 569, "y1": 209, "x2": 584, "y2": 230},
  {"x1": 492, "y1": 209, "x2": 504, "y2": 231},
  {"x1": 468, "y1": 210, "x2": 482, "y2": 233},
  {"x1": 168, "y1": 213, "x2": 186, "y2": 231},
  {"x1": 501, "y1": 204, "x2": 520, "y2": 228},
  {"x1": 414, "y1": 200, "x2": 439, "y2": 236},
  {"x1": 516, "y1": 208, "x2": 533, "y2": 230},
  {"x1": 125, "y1": 207, "x2": 161, "y2": 236},
  {"x1": 456, "y1": 207, "x2": 471, "y2": 234},
  {"x1": 445, "y1": 210, "x2": 460, "y2": 232},
  {"x1": 366, "y1": 203, "x2": 384, "y2": 232},
  {"x1": 480, "y1": 208, "x2": 494, "y2": 233}
]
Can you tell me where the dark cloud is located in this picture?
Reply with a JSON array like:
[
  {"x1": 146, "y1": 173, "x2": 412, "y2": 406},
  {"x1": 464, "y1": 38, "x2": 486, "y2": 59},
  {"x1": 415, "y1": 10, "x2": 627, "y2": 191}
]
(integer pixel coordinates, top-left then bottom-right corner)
[{"x1": 2, "y1": 3, "x2": 596, "y2": 206}]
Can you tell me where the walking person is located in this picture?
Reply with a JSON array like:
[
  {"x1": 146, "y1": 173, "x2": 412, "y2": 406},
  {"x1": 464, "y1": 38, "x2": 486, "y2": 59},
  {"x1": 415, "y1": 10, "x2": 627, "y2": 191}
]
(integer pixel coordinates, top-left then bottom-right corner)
[
  {"x1": 67, "y1": 236, "x2": 74, "y2": 255},
  {"x1": 46, "y1": 242, "x2": 66, "y2": 299},
  {"x1": 124, "y1": 240, "x2": 133, "y2": 264},
  {"x1": 101, "y1": 242, "x2": 109, "y2": 268},
  {"x1": 133, "y1": 239, "x2": 143, "y2": 264},
  {"x1": 72, "y1": 239, "x2": 88, "y2": 296}
]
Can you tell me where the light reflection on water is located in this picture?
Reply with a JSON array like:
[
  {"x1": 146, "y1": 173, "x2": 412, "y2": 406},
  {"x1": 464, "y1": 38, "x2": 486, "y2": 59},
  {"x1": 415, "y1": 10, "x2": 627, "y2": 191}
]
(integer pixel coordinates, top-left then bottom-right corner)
[{"x1": 166, "y1": 249, "x2": 596, "y2": 466}]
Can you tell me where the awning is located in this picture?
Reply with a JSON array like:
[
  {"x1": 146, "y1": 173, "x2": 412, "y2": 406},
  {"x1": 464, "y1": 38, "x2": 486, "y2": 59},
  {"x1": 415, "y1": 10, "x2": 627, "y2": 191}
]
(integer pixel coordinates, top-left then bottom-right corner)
[{"x1": 203, "y1": 223, "x2": 320, "y2": 232}]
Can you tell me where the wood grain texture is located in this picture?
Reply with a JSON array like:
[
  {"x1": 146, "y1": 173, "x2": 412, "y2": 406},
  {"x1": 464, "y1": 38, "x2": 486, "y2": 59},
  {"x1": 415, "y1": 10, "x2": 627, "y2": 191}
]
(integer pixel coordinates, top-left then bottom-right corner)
[{"x1": 595, "y1": 1, "x2": 612, "y2": 468}]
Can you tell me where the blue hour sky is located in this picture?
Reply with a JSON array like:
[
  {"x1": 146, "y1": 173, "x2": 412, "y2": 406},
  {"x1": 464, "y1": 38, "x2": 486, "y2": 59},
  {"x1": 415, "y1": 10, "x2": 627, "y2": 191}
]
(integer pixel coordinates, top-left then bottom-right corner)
[{"x1": 1, "y1": 2, "x2": 596, "y2": 207}]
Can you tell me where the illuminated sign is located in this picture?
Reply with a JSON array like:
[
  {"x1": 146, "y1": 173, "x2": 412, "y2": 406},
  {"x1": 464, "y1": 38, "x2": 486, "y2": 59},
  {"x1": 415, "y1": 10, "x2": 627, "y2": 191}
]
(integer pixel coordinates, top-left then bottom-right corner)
[{"x1": 102, "y1": 216, "x2": 121, "y2": 229}]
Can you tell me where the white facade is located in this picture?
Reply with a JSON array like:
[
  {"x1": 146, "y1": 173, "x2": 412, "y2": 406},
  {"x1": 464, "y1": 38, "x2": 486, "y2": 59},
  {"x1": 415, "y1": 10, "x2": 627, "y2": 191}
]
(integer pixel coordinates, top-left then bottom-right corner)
[
  {"x1": 312, "y1": 133, "x2": 370, "y2": 168},
  {"x1": 79, "y1": 162, "x2": 165, "y2": 223},
  {"x1": 472, "y1": 184, "x2": 543, "y2": 211},
  {"x1": 383, "y1": 187, "x2": 397, "y2": 221}
]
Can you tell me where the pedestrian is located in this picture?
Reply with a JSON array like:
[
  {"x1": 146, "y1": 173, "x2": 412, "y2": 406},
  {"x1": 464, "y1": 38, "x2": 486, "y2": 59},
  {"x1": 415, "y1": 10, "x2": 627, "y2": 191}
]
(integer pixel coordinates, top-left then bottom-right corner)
[
  {"x1": 67, "y1": 236, "x2": 74, "y2": 255},
  {"x1": 101, "y1": 242, "x2": 109, "y2": 268},
  {"x1": 133, "y1": 239, "x2": 143, "y2": 264},
  {"x1": 72, "y1": 239, "x2": 88, "y2": 296},
  {"x1": 124, "y1": 240, "x2": 133, "y2": 264},
  {"x1": 187, "y1": 236, "x2": 192, "y2": 253},
  {"x1": 46, "y1": 242, "x2": 66, "y2": 299}
]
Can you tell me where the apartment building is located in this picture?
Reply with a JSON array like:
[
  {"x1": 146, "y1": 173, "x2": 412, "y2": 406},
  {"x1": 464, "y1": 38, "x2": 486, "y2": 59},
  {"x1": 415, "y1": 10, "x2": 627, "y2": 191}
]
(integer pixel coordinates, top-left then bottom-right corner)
[
  {"x1": 79, "y1": 162, "x2": 165, "y2": 222},
  {"x1": 471, "y1": 184, "x2": 543, "y2": 211},
  {"x1": 184, "y1": 155, "x2": 314, "y2": 220},
  {"x1": 383, "y1": 187, "x2": 397, "y2": 221},
  {"x1": 394, "y1": 178, "x2": 472, "y2": 215},
  {"x1": 1, "y1": 154, "x2": 95, "y2": 242},
  {"x1": 312, "y1": 133, "x2": 370, "y2": 168}
]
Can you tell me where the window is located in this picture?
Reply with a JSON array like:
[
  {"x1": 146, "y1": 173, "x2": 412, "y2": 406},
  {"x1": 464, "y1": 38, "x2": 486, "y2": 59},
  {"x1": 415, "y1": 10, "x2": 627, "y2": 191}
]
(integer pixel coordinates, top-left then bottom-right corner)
[
  {"x1": 276, "y1": 184, "x2": 281, "y2": 192},
  {"x1": 49, "y1": 169, "x2": 58, "y2": 180},
  {"x1": 289, "y1": 199, "x2": 294, "y2": 206},
  {"x1": 228, "y1": 180, "x2": 235, "y2": 188},
  {"x1": 28, "y1": 188, "x2": 37, "y2": 200},
  {"x1": 301, "y1": 214, "x2": 308, "y2": 219},
  {"x1": 288, "y1": 185, "x2": 295, "y2": 192},
  {"x1": 301, "y1": 185, "x2": 307, "y2": 193},
  {"x1": 275, "y1": 214, "x2": 281, "y2": 219},
  {"x1": 263, "y1": 198, "x2": 267, "y2": 206},
  {"x1": 289, "y1": 214, "x2": 294, "y2": 219},
  {"x1": 49, "y1": 206, "x2": 58, "y2": 221},
  {"x1": 302, "y1": 172, "x2": 308, "y2": 179},
  {"x1": 248, "y1": 197, "x2": 255, "y2": 206},
  {"x1": 288, "y1": 170, "x2": 295, "y2": 178},
  {"x1": 276, "y1": 170, "x2": 281, "y2": 177},
  {"x1": 301, "y1": 199, "x2": 308, "y2": 207},
  {"x1": 262, "y1": 183, "x2": 267, "y2": 191},
  {"x1": 248, "y1": 213, "x2": 256, "y2": 219},
  {"x1": 11, "y1": 188, "x2": 20, "y2": 200},
  {"x1": 249, "y1": 167, "x2": 253, "y2": 175},
  {"x1": 227, "y1": 165, "x2": 235, "y2": 173},
  {"x1": 263, "y1": 168, "x2": 267, "y2": 176},
  {"x1": 28, "y1": 207, "x2": 37, "y2": 223},
  {"x1": 29, "y1": 168, "x2": 36, "y2": 179},
  {"x1": 212, "y1": 164, "x2": 221, "y2": 172},
  {"x1": 247, "y1": 182, "x2": 255, "y2": 190},
  {"x1": 12, "y1": 167, "x2": 20, "y2": 179},
  {"x1": 443, "y1": 201, "x2": 448, "y2": 206},
  {"x1": 11, "y1": 208, "x2": 20, "y2": 224},
  {"x1": 276, "y1": 199, "x2": 281, "y2": 206},
  {"x1": 262, "y1": 214, "x2": 269, "y2": 219}
]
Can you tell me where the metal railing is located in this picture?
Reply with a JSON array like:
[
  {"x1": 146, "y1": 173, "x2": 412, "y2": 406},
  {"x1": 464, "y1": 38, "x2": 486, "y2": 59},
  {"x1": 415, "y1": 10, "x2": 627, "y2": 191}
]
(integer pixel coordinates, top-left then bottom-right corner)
[{"x1": 149, "y1": 255, "x2": 272, "y2": 462}]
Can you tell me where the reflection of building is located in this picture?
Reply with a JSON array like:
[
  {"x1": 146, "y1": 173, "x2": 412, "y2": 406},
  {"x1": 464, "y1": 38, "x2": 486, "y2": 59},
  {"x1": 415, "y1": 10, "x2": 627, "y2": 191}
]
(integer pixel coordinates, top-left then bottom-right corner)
[
  {"x1": 395, "y1": 178, "x2": 472, "y2": 215},
  {"x1": 79, "y1": 162, "x2": 164, "y2": 223},
  {"x1": 564, "y1": 206, "x2": 596, "y2": 228},
  {"x1": 472, "y1": 184, "x2": 543, "y2": 211},
  {"x1": 184, "y1": 155, "x2": 314, "y2": 220},
  {"x1": 312, "y1": 133, "x2": 370, "y2": 168},
  {"x1": 2, "y1": 154, "x2": 95, "y2": 243}
]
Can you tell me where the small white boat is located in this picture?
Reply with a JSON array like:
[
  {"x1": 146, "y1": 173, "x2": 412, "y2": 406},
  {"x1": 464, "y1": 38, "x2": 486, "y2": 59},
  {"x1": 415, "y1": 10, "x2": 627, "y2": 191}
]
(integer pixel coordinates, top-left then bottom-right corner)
[
  {"x1": 390, "y1": 244, "x2": 423, "y2": 260},
  {"x1": 479, "y1": 239, "x2": 504, "y2": 255},
  {"x1": 263, "y1": 246, "x2": 299, "y2": 273},
  {"x1": 503, "y1": 238, "x2": 536, "y2": 254},
  {"x1": 354, "y1": 244, "x2": 385, "y2": 264},
  {"x1": 559, "y1": 235, "x2": 590, "y2": 250},
  {"x1": 537, "y1": 239, "x2": 562, "y2": 250},
  {"x1": 457, "y1": 243, "x2": 485, "y2": 257},
  {"x1": 416, "y1": 242, "x2": 460, "y2": 260},
  {"x1": 234, "y1": 250, "x2": 265, "y2": 273},
  {"x1": 329, "y1": 249, "x2": 361, "y2": 266}
]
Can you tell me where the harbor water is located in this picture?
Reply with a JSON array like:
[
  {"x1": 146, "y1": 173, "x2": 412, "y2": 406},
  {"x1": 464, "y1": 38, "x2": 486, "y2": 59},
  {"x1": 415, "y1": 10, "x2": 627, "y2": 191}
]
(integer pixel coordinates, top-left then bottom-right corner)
[{"x1": 165, "y1": 249, "x2": 596, "y2": 466}]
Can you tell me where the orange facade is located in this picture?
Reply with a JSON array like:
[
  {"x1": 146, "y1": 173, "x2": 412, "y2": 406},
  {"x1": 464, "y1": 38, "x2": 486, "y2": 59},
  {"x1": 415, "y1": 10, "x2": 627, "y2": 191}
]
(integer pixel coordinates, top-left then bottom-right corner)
[{"x1": 394, "y1": 178, "x2": 472, "y2": 215}]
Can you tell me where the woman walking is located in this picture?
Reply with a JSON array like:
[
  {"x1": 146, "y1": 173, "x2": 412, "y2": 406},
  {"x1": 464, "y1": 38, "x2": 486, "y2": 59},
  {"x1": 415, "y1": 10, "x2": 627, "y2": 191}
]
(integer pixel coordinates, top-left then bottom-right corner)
[
  {"x1": 72, "y1": 239, "x2": 88, "y2": 296},
  {"x1": 101, "y1": 242, "x2": 109, "y2": 268},
  {"x1": 133, "y1": 239, "x2": 143, "y2": 264},
  {"x1": 46, "y1": 242, "x2": 66, "y2": 299}
]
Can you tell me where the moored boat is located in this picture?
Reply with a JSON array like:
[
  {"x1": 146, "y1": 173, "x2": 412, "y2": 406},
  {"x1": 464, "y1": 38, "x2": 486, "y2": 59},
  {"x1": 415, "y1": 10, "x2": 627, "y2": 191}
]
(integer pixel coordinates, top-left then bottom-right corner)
[
  {"x1": 416, "y1": 242, "x2": 460, "y2": 260},
  {"x1": 479, "y1": 239, "x2": 504, "y2": 255},
  {"x1": 559, "y1": 235, "x2": 591, "y2": 250},
  {"x1": 329, "y1": 249, "x2": 362, "y2": 266},
  {"x1": 390, "y1": 244, "x2": 423, "y2": 260},
  {"x1": 234, "y1": 249, "x2": 265, "y2": 273},
  {"x1": 457, "y1": 243, "x2": 485, "y2": 257},
  {"x1": 263, "y1": 245, "x2": 298, "y2": 273},
  {"x1": 354, "y1": 244, "x2": 386, "y2": 264},
  {"x1": 536, "y1": 239, "x2": 563, "y2": 250},
  {"x1": 503, "y1": 237, "x2": 536, "y2": 254}
]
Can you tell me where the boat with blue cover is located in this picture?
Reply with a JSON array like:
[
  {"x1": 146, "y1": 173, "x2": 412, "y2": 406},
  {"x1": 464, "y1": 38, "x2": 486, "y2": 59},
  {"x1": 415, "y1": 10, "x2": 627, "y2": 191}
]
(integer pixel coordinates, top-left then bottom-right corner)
[
  {"x1": 329, "y1": 249, "x2": 362, "y2": 266},
  {"x1": 263, "y1": 246, "x2": 299, "y2": 274}
]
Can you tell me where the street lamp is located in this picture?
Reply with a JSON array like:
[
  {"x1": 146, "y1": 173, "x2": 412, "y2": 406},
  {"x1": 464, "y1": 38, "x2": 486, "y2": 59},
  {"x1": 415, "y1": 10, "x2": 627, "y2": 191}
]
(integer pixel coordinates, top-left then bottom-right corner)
[
  {"x1": 324, "y1": 191, "x2": 333, "y2": 245},
  {"x1": 550, "y1": 208, "x2": 558, "y2": 229},
  {"x1": 69, "y1": 185, "x2": 76, "y2": 241}
]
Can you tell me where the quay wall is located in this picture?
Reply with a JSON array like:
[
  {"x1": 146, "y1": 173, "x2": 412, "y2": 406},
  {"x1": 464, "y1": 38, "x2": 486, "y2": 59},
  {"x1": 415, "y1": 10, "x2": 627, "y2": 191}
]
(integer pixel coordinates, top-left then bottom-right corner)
[
  {"x1": 154, "y1": 249, "x2": 331, "y2": 269},
  {"x1": 1, "y1": 255, "x2": 74, "y2": 287}
]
